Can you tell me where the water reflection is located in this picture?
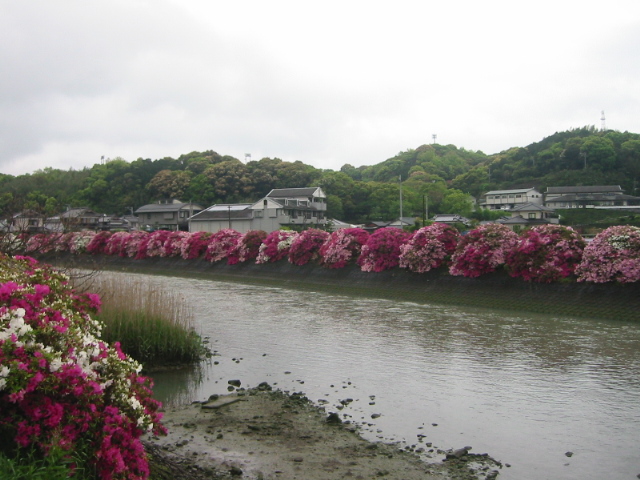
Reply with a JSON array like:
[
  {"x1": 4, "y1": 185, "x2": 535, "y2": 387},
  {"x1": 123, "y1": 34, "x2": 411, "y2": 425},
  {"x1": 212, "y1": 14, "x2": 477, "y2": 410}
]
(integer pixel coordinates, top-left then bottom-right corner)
[{"x1": 133, "y1": 272, "x2": 640, "y2": 480}]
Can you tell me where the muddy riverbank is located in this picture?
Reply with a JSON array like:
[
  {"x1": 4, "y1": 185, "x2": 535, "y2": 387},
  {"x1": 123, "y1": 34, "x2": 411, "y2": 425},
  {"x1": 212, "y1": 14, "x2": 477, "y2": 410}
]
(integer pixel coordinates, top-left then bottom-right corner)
[{"x1": 145, "y1": 387, "x2": 505, "y2": 480}]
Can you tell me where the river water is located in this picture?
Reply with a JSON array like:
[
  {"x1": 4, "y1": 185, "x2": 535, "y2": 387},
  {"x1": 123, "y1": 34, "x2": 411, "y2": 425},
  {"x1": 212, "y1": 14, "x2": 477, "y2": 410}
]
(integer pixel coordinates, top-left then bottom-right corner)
[{"x1": 133, "y1": 272, "x2": 640, "y2": 480}]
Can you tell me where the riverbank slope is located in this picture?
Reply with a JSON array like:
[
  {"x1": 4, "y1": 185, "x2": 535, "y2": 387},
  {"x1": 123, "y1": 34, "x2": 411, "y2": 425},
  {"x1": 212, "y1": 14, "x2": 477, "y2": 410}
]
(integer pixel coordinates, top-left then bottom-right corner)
[{"x1": 43, "y1": 252, "x2": 640, "y2": 322}]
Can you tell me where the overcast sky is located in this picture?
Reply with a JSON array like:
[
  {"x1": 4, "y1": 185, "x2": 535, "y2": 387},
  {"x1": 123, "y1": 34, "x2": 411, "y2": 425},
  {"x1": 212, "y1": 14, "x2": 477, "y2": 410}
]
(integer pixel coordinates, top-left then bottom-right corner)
[{"x1": 1, "y1": 1, "x2": 639, "y2": 176}]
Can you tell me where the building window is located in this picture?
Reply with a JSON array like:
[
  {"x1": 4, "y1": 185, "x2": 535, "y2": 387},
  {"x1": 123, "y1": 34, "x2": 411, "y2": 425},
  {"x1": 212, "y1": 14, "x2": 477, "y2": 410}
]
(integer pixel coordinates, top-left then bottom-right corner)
[
  {"x1": 255, "y1": 210, "x2": 263, "y2": 218},
  {"x1": 528, "y1": 213, "x2": 536, "y2": 219}
]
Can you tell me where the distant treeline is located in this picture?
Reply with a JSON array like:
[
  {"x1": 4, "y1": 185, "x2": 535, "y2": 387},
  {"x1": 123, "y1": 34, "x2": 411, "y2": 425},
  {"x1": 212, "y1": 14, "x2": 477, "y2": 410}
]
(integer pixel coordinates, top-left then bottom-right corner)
[{"x1": 1, "y1": 126, "x2": 639, "y2": 224}]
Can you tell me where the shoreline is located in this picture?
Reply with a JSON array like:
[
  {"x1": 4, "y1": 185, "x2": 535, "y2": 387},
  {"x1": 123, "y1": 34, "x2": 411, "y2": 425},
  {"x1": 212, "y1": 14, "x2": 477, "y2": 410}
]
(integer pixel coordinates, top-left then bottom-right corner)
[
  {"x1": 145, "y1": 387, "x2": 504, "y2": 480},
  {"x1": 42, "y1": 252, "x2": 640, "y2": 322}
]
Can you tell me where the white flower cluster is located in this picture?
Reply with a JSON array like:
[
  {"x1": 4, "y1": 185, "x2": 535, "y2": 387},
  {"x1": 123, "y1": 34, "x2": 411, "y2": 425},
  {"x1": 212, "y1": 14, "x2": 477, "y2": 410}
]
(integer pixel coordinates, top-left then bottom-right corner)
[
  {"x1": 0, "y1": 308, "x2": 31, "y2": 343},
  {"x1": 0, "y1": 365, "x2": 10, "y2": 391}
]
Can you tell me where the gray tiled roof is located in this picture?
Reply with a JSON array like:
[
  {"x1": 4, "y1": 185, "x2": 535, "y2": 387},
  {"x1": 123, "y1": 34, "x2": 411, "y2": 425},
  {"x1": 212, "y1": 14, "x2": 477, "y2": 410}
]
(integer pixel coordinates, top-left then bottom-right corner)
[
  {"x1": 267, "y1": 187, "x2": 321, "y2": 197},
  {"x1": 545, "y1": 185, "x2": 623, "y2": 194}
]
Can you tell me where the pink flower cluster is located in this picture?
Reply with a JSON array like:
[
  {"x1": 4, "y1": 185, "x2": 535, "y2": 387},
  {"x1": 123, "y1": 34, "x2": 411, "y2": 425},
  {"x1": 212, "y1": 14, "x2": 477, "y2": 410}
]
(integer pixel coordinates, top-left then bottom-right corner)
[
  {"x1": 227, "y1": 230, "x2": 267, "y2": 265},
  {"x1": 449, "y1": 224, "x2": 519, "y2": 278},
  {"x1": 256, "y1": 230, "x2": 299, "y2": 264},
  {"x1": 204, "y1": 229, "x2": 242, "y2": 263},
  {"x1": 357, "y1": 228, "x2": 411, "y2": 272},
  {"x1": 288, "y1": 229, "x2": 330, "y2": 266},
  {"x1": 319, "y1": 228, "x2": 369, "y2": 269},
  {"x1": 506, "y1": 224, "x2": 585, "y2": 283},
  {"x1": 0, "y1": 254, "x2": 165, "y2": 480},
  {"x1": 399, "y1": 223, "x2": 460, "y2": 273},
  {"x1": 576, "y1": 225, "x2": 640, "y2": 283}
]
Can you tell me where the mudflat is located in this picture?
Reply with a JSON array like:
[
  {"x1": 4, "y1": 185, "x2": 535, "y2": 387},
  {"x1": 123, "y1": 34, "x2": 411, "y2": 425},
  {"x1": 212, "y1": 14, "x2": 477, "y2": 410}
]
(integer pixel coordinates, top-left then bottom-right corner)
[{"x1": 145, "y1": 388, "x2": 504, "y2": 480}]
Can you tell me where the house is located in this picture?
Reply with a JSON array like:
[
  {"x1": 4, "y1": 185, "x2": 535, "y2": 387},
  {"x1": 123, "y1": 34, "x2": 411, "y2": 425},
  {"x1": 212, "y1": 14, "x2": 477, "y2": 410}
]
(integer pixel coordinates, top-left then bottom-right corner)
[
  {"x1": 51, "y1": 207, "x2": 108, "y2": 231},
  {"x1": 497, "y1": 202, "x2": 558, "y2": 230},
  {"x1": 431, "y1": 214, "x2": 471, "y2": 227},
  {"x1": 479, "y1": 188, "x2": 543, "y2": 210},
  {"x1": 387, "y1": 217, "x2": 418, "y2": 229},
  {"x1": 135, "y1": 200, "x2": 203, "y2": 231},
  {"x1": 543, "y1": 185, "x2": 640, "y2": 209},
  {"x1": 11, "y1": 210, "x2": 48, "y2": 233},
  {"x1": 188, "y1": 187, "x2": 328, "y2": 234}
]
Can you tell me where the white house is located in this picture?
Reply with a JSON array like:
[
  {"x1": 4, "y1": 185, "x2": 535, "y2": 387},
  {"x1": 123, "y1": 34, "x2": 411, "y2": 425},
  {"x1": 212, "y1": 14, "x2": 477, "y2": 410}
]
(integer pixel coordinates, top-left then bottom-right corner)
[
  {"x1": 188, "y1": 187, "x2": 328, "y2": 234},
  {"x1": 479, "y1": 188, "x2": 543, "y2": 210}
]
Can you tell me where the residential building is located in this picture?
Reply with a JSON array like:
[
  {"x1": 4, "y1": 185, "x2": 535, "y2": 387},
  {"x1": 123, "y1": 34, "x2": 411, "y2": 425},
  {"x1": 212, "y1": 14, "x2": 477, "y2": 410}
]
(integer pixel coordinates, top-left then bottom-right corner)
[
  {"x1": 497, "y1": 203, "x2": 558, "y2": 230},
  {"x1": 479, "y1": 188, "x2": 543, "y2": 210},
  {"x1": 188, "y1": 187, "x2": 328, "y2": 234},
  {"x1": 136, "y1": 200, "x2": 203, "y2": 231},
  {"x1": 544, "y1": 185, "x2": 640, "y2": 208},
  {"x1": 431, "y1": 214, "x2": 471, "y2": 227},
  {"x1": 387, "y1": 217, "x2": 418, "y2": 229}
]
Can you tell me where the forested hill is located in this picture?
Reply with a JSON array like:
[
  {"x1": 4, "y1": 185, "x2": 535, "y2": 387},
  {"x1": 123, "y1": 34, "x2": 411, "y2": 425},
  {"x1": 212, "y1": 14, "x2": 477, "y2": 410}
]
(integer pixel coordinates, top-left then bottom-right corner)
[{"x1": 1, "y1": 126, "x2": 639, "y2": 224}]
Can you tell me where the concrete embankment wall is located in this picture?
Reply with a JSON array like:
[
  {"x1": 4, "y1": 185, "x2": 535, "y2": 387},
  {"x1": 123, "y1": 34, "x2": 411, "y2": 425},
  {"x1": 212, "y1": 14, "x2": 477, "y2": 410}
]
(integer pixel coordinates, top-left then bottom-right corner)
[{"x1": 43, "y1": 253, "x2": 640, "y2": 322}]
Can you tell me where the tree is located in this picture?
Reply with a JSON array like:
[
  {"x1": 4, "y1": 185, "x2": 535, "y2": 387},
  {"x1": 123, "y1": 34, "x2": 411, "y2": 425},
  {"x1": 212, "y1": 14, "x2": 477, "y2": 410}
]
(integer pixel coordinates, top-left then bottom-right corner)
[
  {"x1": 146, "y1": 170, "x2": 192, "y2": 200},
  {"x1": 440, "y1": 189, "x2": 473, "y2": 217}
]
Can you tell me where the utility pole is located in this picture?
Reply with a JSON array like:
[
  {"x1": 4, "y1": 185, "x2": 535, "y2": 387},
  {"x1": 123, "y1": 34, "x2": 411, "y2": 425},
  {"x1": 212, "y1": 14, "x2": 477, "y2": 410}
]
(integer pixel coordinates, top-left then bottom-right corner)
[{"x1": 399, "y1": 175, "x2": 403, "y2": 222}]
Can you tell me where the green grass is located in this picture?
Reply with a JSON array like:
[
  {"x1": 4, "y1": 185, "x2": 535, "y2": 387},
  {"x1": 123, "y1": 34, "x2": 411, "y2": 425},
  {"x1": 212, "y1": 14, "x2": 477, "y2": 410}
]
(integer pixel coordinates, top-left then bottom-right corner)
[
  {"x1": 0, "y1": 448, "x2": 90, "y2": 480},
  {"x1": 80, "y1": 274, "x2": 210, "y2": 369}
]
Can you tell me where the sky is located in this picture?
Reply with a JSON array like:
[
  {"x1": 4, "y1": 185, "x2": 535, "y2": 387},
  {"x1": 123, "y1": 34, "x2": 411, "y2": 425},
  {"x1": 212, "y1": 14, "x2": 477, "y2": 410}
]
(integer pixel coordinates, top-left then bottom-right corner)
[{"x1": 1, "y1": 0, "x2": 640, "y2": 176}]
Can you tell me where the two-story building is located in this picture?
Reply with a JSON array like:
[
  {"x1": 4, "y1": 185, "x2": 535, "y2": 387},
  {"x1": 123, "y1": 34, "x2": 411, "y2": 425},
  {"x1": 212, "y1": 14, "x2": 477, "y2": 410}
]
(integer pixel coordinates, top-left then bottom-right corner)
[
  {"x1": 188, "y1": 187, "x2": 327, "y2": 234},
  {"x1": 479, "y1": 188, "x2": 543, "y2": 210},
  {"x1": 135, "y1": 200, "x2": 203, "y2": 231},
  {"x1": 544, "y1": 185, "x2": 640, "y2": 209}
]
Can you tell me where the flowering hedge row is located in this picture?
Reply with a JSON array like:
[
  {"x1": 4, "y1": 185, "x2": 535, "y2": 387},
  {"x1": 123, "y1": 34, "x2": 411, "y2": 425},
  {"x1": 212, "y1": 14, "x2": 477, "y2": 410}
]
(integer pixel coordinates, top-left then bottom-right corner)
[
  {"x1": 16, "y1": 224, "x2": 640, "y2": 283},
  {"x1": 0, "y1": 254, "x2": 165, "y2": 479}
]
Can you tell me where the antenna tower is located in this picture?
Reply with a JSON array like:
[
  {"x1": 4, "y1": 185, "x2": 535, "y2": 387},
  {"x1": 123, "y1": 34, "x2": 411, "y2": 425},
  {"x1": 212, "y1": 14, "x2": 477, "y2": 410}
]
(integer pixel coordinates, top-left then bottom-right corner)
[
  {"x1": 432, "y1": 134, "x2": 437, "y2": 144},
  {"x1": 600, "y1": 111, "x2": 606, "y2": 131}
]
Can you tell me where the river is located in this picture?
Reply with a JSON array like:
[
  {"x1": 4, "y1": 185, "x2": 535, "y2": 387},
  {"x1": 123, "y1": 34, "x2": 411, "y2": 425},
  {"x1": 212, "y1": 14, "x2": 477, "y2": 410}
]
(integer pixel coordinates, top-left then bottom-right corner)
[{"x1": 130, "y1": 272, "x2": 640, "y2": 480}]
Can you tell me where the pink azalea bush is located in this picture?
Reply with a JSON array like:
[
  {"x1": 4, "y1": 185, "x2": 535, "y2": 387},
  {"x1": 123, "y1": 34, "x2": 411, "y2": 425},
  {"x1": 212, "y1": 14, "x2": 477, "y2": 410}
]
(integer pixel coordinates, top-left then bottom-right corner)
[
  {"x1": 227, "y1": 230, "x2": 267, "y2": 265},
  {"x1": 256, "y1": 230, "x2": 299, "y2": 264},
  {"x1": 449, "y1": 224, "x2": 519, "y2": 278},
  {"x1": 25, "y1": 234, "x2": 59, "y2": 255},
  {"x1": 205, "y1": 229, "x2": 242, "y2": 263},
  {"x1": 138, "y1": 230, "x2": 171, "y2": 259},
  {"x1": 0, "y1": 255, "x2": 165, "y2": 479},
  {"x1": 576, "y1": 225, "x2": 640, "y2": 283},
  {"x1": 122, "y1": 231, "x2": 148, "y2": 258},
  {"x1": 399, "y1": 223, "x2": 460, "y2": 273},
  {"x1": 287, "y1": 229, "x2": 330, "y2": 266},
  {"x1": 180, "y1": 231, "x2": 211, "y2": 260},
  {"x1": 162, "y1": 231, "x2": 190, "y2": 258},
  {"x1": 103, "y1": 231, "x2": 131, "y2": 257},
  {"x1": 87, "y1": 231, "x2": 112, "y2": 255},
  {"x1": 319, "y1": 228, "x2": 369, "y2": 269},
  {"x1": 357, "y1": 228, "x2": 411, "y2": 272},
  {"x1": 506, "y1": 224, "x2": 585, "y2": 283}
]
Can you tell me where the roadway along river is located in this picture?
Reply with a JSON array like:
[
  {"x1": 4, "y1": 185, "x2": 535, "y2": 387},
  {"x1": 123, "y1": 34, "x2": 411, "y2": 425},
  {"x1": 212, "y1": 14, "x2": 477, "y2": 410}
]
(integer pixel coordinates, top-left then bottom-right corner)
[{"x1": 129, "y1": 272, "x2": 640, "y2": 480}]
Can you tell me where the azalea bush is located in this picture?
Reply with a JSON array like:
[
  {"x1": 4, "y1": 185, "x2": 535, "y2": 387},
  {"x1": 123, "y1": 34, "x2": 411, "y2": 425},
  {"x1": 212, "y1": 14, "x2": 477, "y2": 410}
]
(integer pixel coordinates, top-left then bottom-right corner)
[
  {"x1": 506, "y1": 224, "x2": 585, "y2": 283},
  {"x1": 576, "y1": 225, "x2": 640, "y2": 283},
  {"x1": 162, "y1": 231, "x2": 189, "y2": 258},
  {"x1": 69, "y1": 231, "x2": 97, "y2": 255},
  {"x1": 25, "y1": 234, "x2": 59, "y2": 255},
  {"x1": 137, "y1": 230, "x2": 171, "y2": 259},
  {"x1": 103, "y1": 231, "x2": 130, "y2": 257},
  {"x1": 205, "y1": 229, "x2": 242, "y2": 263},
  {"x1": 0, "y1": 255, "x2": 165, "y2": 479},
  {"x1": 180, "y1": 231, "x2": 211, "y2": 260},
  {"x1": 399, "y1": 223, "x2": 460, "y2": 273},
  {"x1": 256, "y1": 230, "x2": 298, "y2": 264},
  {"x1": 319, "y1": 228, "x2": 369, "y2": 269},
  {"x1": 86, "y1": 231, "x2": 112, "y2": 255},
  {"x1": 228, "y1": 230, "x2": 267, "y2": 265},
  {"x1": 449, "y1": 224, "x2": 519, "y2": 278},
  {"x1": 357, "y1": 228, "x2": 410, "y2": 272},
  {"x1": 287, "y1": 229, "x2": 330, "y2": 266}
]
